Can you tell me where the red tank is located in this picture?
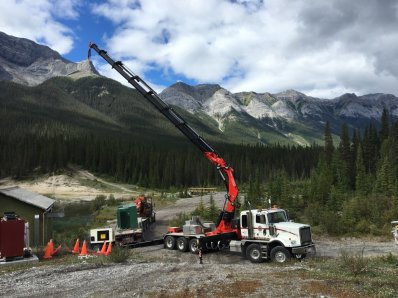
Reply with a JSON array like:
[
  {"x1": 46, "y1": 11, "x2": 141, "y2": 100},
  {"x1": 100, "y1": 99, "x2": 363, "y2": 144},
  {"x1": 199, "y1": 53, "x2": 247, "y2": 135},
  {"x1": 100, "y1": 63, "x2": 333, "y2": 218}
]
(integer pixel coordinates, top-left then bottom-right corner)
[{"x1": 0, "y1": 212, "x2": 25, "y2": 260}]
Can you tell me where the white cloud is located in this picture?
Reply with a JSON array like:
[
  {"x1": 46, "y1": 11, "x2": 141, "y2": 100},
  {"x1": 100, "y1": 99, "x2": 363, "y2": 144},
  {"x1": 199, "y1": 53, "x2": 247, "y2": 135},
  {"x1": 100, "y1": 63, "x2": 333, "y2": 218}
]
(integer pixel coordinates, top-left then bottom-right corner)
[
  {"x1": 0, "y1": 0, "x2": 80, "y2": 54},
  {"x1": 90, "y1": 0, "x2": 397, "y2": 98},
  {"x1": 1, "y1": 0, "x2": 397, "y2": 98}
]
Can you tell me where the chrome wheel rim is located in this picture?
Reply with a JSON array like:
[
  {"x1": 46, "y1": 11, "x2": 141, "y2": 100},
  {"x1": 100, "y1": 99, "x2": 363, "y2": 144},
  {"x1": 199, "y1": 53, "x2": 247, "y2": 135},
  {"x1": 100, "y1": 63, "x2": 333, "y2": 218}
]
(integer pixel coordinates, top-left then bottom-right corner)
[
  {"x1": 250, "y1": 249, "x2": 260, "y2": 260},
  {"x1": 275, "y1": 251, "x2": 286, "y2": 263}
]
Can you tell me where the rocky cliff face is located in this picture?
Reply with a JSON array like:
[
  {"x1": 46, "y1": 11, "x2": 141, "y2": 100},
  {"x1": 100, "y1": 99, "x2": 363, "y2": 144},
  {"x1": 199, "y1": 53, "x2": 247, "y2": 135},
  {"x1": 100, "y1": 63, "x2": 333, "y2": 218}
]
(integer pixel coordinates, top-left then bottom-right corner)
[
  {"x1": 0, "y1": 31, "x2": 99, "y2": 86},
  {"x1": 160, "y1": 82, "x2": 398, "y2": 143}
]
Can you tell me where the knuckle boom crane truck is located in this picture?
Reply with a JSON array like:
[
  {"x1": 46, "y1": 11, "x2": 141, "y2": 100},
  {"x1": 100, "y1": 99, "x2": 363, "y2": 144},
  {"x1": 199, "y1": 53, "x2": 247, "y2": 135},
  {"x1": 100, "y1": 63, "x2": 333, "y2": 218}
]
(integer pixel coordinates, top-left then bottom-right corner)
[{"x1": 88, "y1": 43, "x2": 315, "y2": 263}]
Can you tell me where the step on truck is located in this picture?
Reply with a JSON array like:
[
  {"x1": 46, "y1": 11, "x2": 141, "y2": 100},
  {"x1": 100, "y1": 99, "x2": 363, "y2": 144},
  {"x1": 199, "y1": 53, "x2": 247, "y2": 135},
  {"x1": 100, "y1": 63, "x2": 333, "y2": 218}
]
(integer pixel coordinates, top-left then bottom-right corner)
[{"x1": 88, "y1": 43, "x2": 315, "y2": 263}]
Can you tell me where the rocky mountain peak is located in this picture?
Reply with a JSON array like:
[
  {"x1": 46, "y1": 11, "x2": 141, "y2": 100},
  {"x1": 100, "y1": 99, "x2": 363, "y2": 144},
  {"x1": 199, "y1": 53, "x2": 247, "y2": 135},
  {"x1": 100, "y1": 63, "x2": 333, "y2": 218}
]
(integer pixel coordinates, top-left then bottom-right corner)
[
  {"x1": 273, "y1": 89, "x2": 307, "y2": 102},
  {"x1": 0, "y1": 31, "x2": 99, "y2": 86},
  {"x1": 67, "y1": 59, "x2": 100, "y2": 79},
  {"x1": 0, "y1": 31, "x2": 66, "y2": 67}
]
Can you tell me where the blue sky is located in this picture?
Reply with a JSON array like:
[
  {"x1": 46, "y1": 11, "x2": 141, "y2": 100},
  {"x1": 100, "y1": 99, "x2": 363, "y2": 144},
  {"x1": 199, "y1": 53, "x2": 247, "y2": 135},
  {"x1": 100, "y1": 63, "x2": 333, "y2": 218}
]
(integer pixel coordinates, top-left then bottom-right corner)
[{"x1": 1, "y1": 0, "x2": 398, "y2": 98}]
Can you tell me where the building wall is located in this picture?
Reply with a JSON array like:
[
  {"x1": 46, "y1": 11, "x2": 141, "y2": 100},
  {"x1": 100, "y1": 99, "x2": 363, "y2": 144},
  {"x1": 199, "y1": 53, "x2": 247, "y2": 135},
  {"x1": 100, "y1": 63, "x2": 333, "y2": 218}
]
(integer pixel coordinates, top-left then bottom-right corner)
[{"x1": 0, "y1": 194, "x2": 51, "y2": 246}]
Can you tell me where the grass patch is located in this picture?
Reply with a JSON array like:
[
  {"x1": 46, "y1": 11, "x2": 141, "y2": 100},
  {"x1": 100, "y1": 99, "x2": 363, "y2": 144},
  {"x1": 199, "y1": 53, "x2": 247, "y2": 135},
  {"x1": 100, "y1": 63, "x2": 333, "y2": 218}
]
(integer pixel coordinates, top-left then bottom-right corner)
[
  {"x1": 340, "y1": 248, "x2": 368, "y2": 276},
  {"x1": 296, "y1": 254, "x2": 398, "y2": 298}
]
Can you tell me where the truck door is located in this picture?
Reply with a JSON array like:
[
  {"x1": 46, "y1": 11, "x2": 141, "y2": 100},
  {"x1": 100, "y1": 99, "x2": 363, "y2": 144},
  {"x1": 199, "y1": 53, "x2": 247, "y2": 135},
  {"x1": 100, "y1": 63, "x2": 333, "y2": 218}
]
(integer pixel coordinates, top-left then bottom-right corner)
[
  {"x1": 240, "y1": 211, "x2": 254, "y2": 239},
  {"x1": 254, "y1": 213, "x2": 268, "y2": 240}
]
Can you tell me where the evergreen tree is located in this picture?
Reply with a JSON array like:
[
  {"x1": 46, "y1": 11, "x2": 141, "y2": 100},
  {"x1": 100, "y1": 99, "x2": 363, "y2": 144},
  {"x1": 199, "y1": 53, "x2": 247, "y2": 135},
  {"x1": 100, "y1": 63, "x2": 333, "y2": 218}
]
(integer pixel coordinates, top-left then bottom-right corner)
[
  {"x1": 363, "y1": 123, "x2": 379, "y2": 174},
  {"x1": 192, "y1": 197, "x2": 206, "y2": 218},
  {"x1": 375, "y1": 139, "x2": 393, "y2": 195},
  {"x1": 324, "y1": 121, "x2": 334, "y2": 166},
  {"x1": 355, "y1": 143, "x2": 367, "y2": 195},
  {"x1": 380, "y1": 108, "x2": 389, "y2": 142},
  {"x1": 338, "y1": 123, "x2": 353, "y2": 190},
  {"x1": 207, "y1": 194, "x2": 219, "y2": 222}
]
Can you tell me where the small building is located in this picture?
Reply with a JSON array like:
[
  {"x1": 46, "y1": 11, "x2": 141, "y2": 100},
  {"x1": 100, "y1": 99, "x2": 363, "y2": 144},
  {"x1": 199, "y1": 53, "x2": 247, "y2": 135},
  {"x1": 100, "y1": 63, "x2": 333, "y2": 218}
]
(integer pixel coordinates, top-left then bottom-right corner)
[{"x1": 0, "y1": 186, "x2": 54, "y2": 247}]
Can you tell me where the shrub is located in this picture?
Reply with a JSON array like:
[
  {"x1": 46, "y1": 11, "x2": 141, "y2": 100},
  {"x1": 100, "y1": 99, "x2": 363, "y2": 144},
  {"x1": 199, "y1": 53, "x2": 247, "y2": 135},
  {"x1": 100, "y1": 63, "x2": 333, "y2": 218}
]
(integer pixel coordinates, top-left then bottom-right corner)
[
  {"x1": 92, "y1": 195, "x2": 107, "y2": 211},
  {"x1": 169, "y1": 212, "x2": 190, "y2": 227},
  {"x1": 380, "y1": 253, "x2": 398, "y2": 266},
  {"x1": 108, "y1": 246, "x2": 130, "y2": 263},
  {"x1": 340, "y1": 248, "x2": 368, "y2": 276},
  {"x1": 107, "y1": 194, "x2": 118, "y2": 206}
]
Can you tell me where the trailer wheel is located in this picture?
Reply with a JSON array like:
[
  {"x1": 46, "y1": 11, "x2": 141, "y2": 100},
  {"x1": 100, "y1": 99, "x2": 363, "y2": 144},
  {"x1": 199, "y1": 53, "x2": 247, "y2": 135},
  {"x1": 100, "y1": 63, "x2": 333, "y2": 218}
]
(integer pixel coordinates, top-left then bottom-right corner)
[
  {"x1": 270, "y1": 246, "x2": 291, "y2": 263},
  {"x1": 189, "y1": 238, "x2": 199, "y2": 254},
  {"x1": 177, "y1": 237, "x2": 189, "y2": 252},
  {"x1": 246, "y1": 244, "x2": 263, "y2": 263},
  {"x1": 164, "y1": 236, "x2": 176, "y2": 250}
]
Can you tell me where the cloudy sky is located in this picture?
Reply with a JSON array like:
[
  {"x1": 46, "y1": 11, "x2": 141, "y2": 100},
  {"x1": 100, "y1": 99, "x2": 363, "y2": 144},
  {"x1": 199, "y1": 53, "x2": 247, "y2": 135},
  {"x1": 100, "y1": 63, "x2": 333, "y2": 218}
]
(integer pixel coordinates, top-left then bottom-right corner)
[{"x1": 0, "y1": 0, "x2": 397, "y2": 98}]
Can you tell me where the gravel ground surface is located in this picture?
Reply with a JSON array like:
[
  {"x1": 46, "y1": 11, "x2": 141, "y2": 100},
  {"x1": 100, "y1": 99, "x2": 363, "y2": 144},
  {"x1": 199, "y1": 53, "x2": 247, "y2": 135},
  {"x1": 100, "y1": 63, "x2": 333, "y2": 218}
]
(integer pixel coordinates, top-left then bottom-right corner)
[
  {"x1": 0, "y1": 246, "x2": 315, "y2": 298},
  {"x1": 2, "y1": 241, "x2": 397, "y2": 298}
]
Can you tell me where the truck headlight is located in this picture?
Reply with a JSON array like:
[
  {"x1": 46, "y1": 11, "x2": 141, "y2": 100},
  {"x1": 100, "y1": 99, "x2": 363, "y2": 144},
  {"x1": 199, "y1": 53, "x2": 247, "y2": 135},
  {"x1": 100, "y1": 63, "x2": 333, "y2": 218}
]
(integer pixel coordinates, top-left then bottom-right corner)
[{"x1": 291, "y1": 240, "x2": 297, "y2": 245}]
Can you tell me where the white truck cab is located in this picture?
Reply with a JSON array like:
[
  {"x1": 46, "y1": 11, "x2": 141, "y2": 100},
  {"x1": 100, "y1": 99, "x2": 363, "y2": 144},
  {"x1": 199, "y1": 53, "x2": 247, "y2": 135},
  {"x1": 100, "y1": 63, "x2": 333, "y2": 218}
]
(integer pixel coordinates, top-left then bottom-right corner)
[{"x1": 229, "y1": 208, "x2": 315, "y2": 263}]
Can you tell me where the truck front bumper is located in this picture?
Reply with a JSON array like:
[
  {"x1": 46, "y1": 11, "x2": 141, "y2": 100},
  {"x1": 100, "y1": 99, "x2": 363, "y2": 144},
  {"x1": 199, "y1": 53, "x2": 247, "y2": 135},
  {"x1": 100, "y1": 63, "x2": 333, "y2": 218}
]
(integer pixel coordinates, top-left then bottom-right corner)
[{"x1": 292, "y1": 243, "x2": 316, "y2": 256}]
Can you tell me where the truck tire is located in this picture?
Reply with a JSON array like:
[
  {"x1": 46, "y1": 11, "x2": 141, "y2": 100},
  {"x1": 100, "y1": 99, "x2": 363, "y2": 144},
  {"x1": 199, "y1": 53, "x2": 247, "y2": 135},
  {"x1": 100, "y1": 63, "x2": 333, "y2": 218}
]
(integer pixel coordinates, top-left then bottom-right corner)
[
  {"x1": 177, "y1": 237, "x2": 189, "y2": 252},
  {"x1": 164, "y1": 236, "x2": 176, "y2": 250},
  {"x1": 246, "y1": 244, "x2": 263, "y2": 263},
  {"x1": 270, "y1": 246, "x2": 291, "y2": 263},
  {"x1": 189, "y1": 238, "x2": 199, "y2": 254}
]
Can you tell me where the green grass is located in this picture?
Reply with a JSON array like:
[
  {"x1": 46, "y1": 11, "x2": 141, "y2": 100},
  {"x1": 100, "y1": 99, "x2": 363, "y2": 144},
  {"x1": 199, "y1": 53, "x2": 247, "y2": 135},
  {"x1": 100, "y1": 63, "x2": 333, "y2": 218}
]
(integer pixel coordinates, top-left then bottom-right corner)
[{"x1": 296, "y1": 253, "x2": 398, "y2": 297}]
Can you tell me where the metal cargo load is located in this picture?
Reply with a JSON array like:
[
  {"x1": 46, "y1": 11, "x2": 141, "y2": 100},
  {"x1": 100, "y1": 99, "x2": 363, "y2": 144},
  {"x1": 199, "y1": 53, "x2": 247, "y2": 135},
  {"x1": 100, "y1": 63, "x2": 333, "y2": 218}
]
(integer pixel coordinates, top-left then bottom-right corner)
[{"x1": 117, "y1": 204, "x2": 138, "y2": 229}]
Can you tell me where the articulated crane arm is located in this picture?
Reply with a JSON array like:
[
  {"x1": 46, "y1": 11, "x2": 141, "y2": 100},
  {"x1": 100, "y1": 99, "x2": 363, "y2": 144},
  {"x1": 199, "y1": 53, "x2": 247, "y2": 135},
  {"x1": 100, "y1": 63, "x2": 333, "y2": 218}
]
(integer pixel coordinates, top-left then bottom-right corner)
[{"x1": 88, "y1": 43, "x2": 239, "y2": 235}]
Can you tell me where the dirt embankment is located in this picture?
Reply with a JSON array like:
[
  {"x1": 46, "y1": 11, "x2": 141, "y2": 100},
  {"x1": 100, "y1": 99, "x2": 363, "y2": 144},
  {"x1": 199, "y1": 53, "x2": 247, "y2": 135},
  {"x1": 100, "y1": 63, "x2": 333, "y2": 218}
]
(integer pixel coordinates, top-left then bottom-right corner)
[{"x1": 0, "y1": 168, "x2": 141, "y2": 201}]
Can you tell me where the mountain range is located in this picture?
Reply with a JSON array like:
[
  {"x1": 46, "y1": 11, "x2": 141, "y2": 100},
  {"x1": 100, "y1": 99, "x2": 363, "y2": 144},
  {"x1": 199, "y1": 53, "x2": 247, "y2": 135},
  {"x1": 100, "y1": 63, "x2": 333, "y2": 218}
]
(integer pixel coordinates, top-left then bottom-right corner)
[
  {"x1": 160, "y1": 83, "x2": 398, "y2": 145},
  {"x1": 1, "y1": 31, "x2": 398, "y2": 146}
]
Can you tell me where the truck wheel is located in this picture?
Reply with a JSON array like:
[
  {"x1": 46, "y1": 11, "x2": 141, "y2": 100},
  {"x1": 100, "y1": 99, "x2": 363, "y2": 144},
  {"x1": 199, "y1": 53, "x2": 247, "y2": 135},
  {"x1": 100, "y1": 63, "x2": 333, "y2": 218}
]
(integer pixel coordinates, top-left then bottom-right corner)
[
  {"x1": 189, "y1": 238, "x2": 199, "y2": 254},
  {"x1": 270, "y1": 246, "x2": 291, "y2": 263},
  {"x1": 177, "y1": 237, "x2": 189, "y2": 252},
  {"x1": 246, "y1": 244, "x2": 263, "y2": 263},
  {"x1": 164, "y1": 236, "x2": 176, "y2": 250}
]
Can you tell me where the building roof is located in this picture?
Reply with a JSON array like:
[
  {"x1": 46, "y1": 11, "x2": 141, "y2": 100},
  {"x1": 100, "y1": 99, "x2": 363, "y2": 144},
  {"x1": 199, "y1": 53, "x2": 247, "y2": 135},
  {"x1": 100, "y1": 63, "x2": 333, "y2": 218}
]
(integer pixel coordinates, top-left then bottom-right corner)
[{"x1": 0, "y1": 186, "x2": 54, "y2": 211}]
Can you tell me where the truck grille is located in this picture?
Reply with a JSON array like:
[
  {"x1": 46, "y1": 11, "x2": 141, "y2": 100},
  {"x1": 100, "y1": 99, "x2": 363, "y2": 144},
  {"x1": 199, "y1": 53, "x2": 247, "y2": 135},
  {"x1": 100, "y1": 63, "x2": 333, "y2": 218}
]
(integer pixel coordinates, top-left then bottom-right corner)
[{"x1": 299, "y1": 227, "x2": 312, "y2": 245}]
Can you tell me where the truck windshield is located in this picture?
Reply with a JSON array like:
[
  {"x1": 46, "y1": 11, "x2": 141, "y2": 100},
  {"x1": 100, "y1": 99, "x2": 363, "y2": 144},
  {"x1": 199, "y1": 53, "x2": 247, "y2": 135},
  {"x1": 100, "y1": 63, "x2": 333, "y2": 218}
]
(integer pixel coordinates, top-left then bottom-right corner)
[{"x1": 267, "y1": 211, "x2": 287, "y2": 224}]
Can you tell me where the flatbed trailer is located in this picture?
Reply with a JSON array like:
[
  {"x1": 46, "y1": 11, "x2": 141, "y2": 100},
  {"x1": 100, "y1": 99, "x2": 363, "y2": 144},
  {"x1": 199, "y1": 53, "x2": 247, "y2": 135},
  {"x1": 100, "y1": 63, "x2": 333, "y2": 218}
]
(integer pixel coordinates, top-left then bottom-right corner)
[{"x1": 90, "y1": 217, "x2": 151, "y2": 248}]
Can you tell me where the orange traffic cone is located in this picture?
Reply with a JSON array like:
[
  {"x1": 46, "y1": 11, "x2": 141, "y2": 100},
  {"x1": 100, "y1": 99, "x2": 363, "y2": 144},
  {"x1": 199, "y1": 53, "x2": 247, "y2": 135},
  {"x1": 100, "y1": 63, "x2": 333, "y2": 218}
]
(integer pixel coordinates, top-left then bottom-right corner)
[
  {"x1": 99, "y1": 241, "x2": 107, "y2": 255},
  {"x1": 105, "y1": 242, "x2": 112, "y2": 256},
  {"x1": 52, "y1": 245, "x2": 62, "y2": 256},
  {"x1": 79, "y1": 240, "x2": 88, "y2": 257},
  {"x1": 72, "y1": 239, "x2": 80, "y2": 254},
  {"x1": 48, "y1": 239, "x2": 54, "y2": 255},
  {"x1": 43, "y1": 241, "x2": 52, "y2": 259}
]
